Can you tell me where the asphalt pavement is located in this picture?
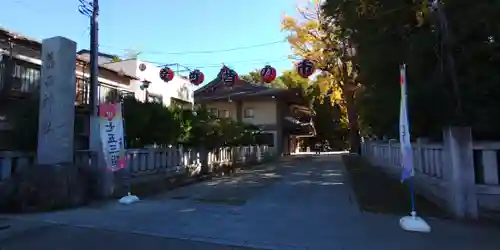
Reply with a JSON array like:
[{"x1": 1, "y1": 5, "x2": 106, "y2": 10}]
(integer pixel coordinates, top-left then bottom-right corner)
[{"x1": 1, "y1": 154, "x2": 499, "y2": 250}]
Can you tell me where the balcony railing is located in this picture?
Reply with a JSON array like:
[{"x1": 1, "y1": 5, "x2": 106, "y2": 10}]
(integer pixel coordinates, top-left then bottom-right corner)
[
  {"x1": 75, "y1": 78, "x2": 134, "y2": 105},
  {"x1": 0, "y1": 58, "x2": 40, "y2": 93}
]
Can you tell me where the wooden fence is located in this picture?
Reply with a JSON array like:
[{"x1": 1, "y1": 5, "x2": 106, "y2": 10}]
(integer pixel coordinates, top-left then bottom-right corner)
[{"x1": 361, "y1": 128, "x2": 500, "y2": 219}]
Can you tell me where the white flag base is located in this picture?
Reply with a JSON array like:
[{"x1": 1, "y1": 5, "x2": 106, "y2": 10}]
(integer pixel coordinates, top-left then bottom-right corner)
[
  {"x1": 399, "y1": 211, "x2": 431, "y2": 233},
  {"x1": 118, "y1": 192, "x2": 140, "y2": 205}
]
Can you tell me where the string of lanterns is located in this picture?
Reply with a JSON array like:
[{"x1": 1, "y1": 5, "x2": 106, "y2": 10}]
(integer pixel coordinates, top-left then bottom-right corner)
[{"x1": 155, "y1": 59, "x2": 316, "y2": 86}]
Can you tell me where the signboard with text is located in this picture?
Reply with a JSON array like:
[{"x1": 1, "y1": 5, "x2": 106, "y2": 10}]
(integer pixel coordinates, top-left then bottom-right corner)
[{"x1": 99, "y1": 103, "x2": 126, "y2": 171}]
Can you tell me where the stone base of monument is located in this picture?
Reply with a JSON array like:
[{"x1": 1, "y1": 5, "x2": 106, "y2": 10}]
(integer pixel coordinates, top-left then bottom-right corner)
[{"x1": 118, "y1": 192, "x2": 139, "y2": 205}]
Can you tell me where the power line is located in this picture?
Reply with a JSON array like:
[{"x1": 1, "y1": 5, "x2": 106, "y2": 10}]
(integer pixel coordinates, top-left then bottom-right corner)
[
  {"x1": 98, "y1": 39, "x2": 287, "y2": 55},
  {"x1": 146, "y1": 56, "x2": 295, "y2": 69},
  {"x1": 0, "y1": 36, "x2": 295, "y2": 69},
  {"x1": 1, "y1": 22, "x2": 301, "y2": 73},
  {"x1": 141, "y1": 58, "x2": 294, "y2": 75},
  {"x1": 77, "y1": 29, "x2": 288, "y2": 57},
  {"x1": 71, "y1": 6, "x2": 288, "y2": 56}
]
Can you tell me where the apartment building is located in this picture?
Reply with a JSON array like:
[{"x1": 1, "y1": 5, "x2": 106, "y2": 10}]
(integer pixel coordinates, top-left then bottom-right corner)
[
  {"x1": 0, "y1": 27, "x2": 138, "y2": 149},
  {"x1": 77, "y1": 50, "x2": 194, "y2": 108}
]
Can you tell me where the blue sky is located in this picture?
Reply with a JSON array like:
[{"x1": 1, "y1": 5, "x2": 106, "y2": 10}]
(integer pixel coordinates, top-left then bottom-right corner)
[{"x1": 1, "y1": 0, "x2": 298, "y2": 85}]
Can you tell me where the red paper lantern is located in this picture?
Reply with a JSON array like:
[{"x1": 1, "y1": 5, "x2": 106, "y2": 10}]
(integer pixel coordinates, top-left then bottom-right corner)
[
  {"x1": 296, "y1": 59, "x2": 315, "y2": 78},
  {"x1": 260, "y1": 65, "x2": 277, "y2": 83},
  {"x1": 159, "y1": 67, "x2": 174, "y2": 82},
  {"x1": 189, "y1": 69, "x2": 205, "y2": 85},
  {"x1": 220, "y1": 66, "x2": 239, "y2": 86}
]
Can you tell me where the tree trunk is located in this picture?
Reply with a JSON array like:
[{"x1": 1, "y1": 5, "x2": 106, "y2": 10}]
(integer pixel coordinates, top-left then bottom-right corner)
[{"x1": 344, "y1": 88, "x2": 361, "y2": 154}]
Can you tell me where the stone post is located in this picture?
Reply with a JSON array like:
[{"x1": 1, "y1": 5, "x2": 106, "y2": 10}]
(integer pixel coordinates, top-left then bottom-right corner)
[
  {"x1": 178, "y1": 145, "x2": 185, "y2": 167},
  {"x1": 363, "y1": 139, "x2": 371, "y2": 162},
  {"x1": 360, "y1": 137, "x2": 365, "y2": 156},
  {"x1": 415, "y1": 138, "x2": 428, "y2": 174},
  {"x1": 442, "y1": 127, "x2": 478, "y2": 218},
  {"x1": 387, "y1": 139, "x2": 397, "y2": 167},
  {"x1": 36, "y1": 37, "x2": 77, "y2": 165},
  {"x1": 198, "y1": 148, "x2": 209, "y2": 174}
]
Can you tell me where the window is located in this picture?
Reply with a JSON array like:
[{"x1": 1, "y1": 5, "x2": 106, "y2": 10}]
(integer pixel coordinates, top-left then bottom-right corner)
[
  {"x1": 147, "y1": 92, "x2": 163, "y2": 104},
  {"x1": 177, "y1": 86, "x2": 190, "y2": 101},
  {"x1": 244, "y1": 108, "x2": 254, "y2": 118},
  {"x1": 99, "y1": 84, "x2": 121, "y2": 103},
  {"x1": 170, "y1": 97, "x2": 191, "y2": 109},
  {"x1": 120, "y1": 91, "x2": 135, "y2": 99},
  {"x1": 79, "y1": 82, "x2": 133, "y2": 105},
  {"x1": 76, "y1": 77, "x2": 90, "y2": 104},
  {"x1": 11, "y1": 61, "x2": 41, "y2": 92},
  {"x1": 220, "y1": 109, "x2": 230, "y2": 118}
]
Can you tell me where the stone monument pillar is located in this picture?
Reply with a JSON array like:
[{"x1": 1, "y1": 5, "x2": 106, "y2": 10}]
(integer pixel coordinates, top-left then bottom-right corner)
[
  {"x1": 443, "y1": 127, "x2": 478, "y2": 218},
  {"x1": 36, "y1": 36, "x2": 77, "y2": 165}
]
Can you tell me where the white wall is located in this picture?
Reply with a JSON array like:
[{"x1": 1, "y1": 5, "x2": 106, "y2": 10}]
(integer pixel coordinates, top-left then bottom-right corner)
[
  {"x1": 101, "y1": 60, "x2": 143, "y2": 100},
  {"x1": 134, "y1": 61, "x2": 194, "y2": 106},
  {"x1": 93, "y1": 57, "x2": 195, "y2": 107}
]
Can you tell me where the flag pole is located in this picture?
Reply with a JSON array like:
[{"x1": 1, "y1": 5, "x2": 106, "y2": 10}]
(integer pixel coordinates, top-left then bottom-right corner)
[
  {"x1": 402, "y1": 63, "x2": 416, "y2": 215},
  {"x1": 410, "y1": 176, "x2": 416, "y2": 215},
  {"x1": 118, "y1": 98, "x2": 139, "y2": 204},
  {"x1": 398, "y1": 63, "x2": 431, "y2": 233}
]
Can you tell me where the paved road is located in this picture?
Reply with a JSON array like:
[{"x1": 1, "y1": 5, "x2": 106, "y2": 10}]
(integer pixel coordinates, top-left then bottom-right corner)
[{"x1": 1, "y1": 154, "x2": 499, "y2": 250}]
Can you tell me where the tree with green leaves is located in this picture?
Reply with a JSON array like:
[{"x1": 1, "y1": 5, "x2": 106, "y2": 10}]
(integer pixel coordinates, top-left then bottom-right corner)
[
  {"x1": 279, "y1": 69, "x2": 309, "y2": 90},
  {"x1": 274, "y1": 67, "x2": 349, "y2": 150},
  {"x1": 322, "y1": 0, "x2": 500, "y2": 140},
  {"x1": 281, "y1": 0, "x2": 361, "y2": 152},
  {"x1": 122, "y1": 96, "x2": 260, "y2": 149},
  {"x1": 239, "y1": 70, "x2": 261, "y2": 83}
]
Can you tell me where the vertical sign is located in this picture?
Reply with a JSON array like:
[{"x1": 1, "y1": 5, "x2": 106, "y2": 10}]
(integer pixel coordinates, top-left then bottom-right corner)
[
  {"x1": 399, "y1": 64, "x2": 414, "y2": 182},
  {"x1": 37, "y1": 37, "x2": 77, "y2": 165},
  {"x1": 99, "y1": 103, "x2": 126, "y2": 171}
]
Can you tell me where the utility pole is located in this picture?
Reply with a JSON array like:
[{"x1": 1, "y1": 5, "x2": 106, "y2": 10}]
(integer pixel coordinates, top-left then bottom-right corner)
[
  {"x1": 78, "y1": 0, "x2": 100, "y2": 149},
  {"x1": 79, "y1": 0, "x2": 111, "y2": 196},
  {"x1": 89, "y1": 0, "x2": 100, "y2": 149}
]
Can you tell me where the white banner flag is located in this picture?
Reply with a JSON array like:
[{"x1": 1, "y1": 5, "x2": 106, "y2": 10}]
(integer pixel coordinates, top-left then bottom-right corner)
[
  {"x1": 399, "y1": 65, "x2": 414, "y2": 181},
  {"x1": 99, "y1": 102, "x2": 126, "y2": 171}
]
